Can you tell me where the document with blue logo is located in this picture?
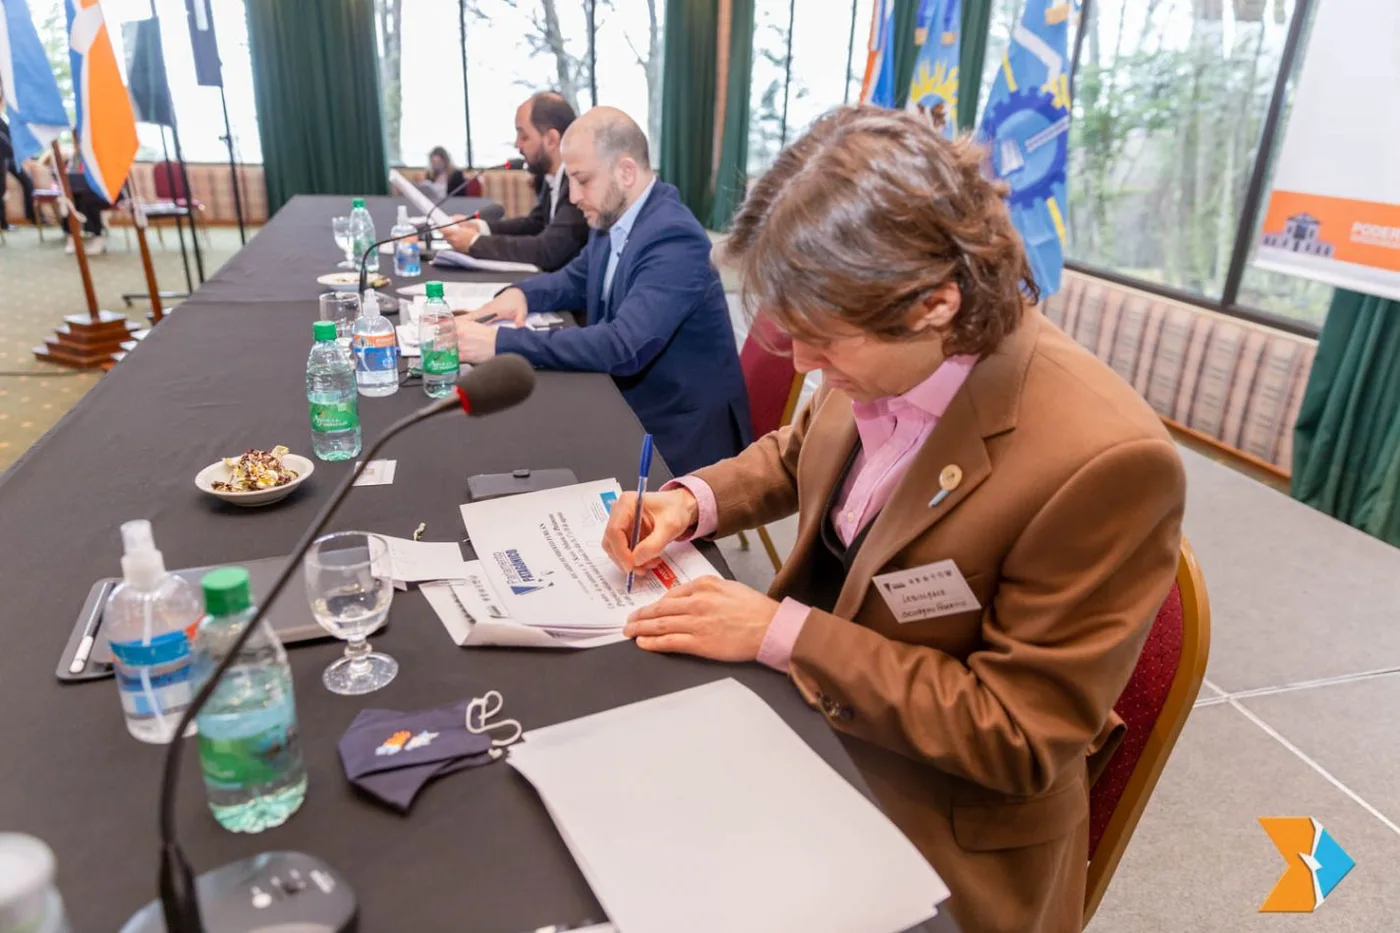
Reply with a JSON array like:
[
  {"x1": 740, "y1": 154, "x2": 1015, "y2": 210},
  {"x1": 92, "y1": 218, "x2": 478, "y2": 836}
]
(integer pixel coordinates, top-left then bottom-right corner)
[{"x1": 459, "y1": 479, "x2": 720, "y2": 632}]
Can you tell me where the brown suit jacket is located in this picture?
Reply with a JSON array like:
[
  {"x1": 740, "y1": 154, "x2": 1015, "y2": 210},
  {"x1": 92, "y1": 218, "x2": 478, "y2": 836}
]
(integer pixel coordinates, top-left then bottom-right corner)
[{"x1": 694, "y1": 309, "x2": 1185, "y2": 933}]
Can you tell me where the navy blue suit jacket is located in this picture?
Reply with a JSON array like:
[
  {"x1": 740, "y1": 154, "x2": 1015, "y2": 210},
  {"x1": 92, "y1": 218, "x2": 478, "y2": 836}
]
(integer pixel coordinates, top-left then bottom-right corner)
[{"x1": 497, "y1": 181, "x2": 752, "y2": 476}]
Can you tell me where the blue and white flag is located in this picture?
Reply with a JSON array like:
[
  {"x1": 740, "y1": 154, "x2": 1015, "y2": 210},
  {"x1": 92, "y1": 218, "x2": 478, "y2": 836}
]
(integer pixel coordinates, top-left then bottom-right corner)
[
  {"x1": 0, "y1": 0, "x2": 71, "y2": 158},
  {"x1": 859, "y1": 0, "x2": 897, "y2": 108},
  {"x1": 906, "y1": 0, "x2": 961, "y2": 137},
  {"x1": 978, "y1": 0, "x2": 1075, "y2": 296}
]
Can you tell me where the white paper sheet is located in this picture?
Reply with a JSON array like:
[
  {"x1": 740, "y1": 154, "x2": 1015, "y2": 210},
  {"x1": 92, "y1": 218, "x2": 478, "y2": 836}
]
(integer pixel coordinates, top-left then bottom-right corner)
[
  {"x1": 507, "y1": 679, "x2": 948, "y2": 933},
  {"x1": 376, "y1": 535, "x2": 469, "y2": 584},
  {"x1": 388, "y1": 169, "x2": 452, "y2": 228},
  {"x1": 353, "y1": 459, "x2": 397, "y2": 487},
  {"x1": 459, "y1": 479, "x2": 720, "y2": 630},
  {"x1": 395, "y1": 325, "x2": 420, "y2": 357},
  {"x1": 396, "y1": 280, "x2": 510, "y2": 306},
  {"x1": 431, "y1": 249, "x2": 541, "y2": 273}
]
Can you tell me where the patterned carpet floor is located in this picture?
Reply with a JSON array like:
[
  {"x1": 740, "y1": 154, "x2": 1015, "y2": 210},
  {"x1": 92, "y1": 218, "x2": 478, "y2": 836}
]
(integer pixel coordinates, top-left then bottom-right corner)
[{"x1": 0, "y1": 223, "x2": 252, "y2": 471}]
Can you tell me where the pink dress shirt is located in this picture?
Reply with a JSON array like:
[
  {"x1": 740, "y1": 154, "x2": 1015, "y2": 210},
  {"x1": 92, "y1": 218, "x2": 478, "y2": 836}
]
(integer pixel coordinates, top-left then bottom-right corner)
[{"x1": 668, "y1": 356, "x2": 976, "y2": 672}]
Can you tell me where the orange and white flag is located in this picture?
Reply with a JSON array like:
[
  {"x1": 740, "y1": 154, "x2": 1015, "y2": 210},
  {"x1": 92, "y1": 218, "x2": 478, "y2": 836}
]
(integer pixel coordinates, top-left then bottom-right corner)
[{"x1": 65, "y1": 0, "x2": 138, "y2": 202}]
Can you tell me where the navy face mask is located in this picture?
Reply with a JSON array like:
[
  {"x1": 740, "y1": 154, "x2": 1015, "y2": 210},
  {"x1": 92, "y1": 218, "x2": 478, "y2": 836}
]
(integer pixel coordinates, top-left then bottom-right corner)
[{"x1": 338, "y1": 696, "x2": 519, "y2": 812}]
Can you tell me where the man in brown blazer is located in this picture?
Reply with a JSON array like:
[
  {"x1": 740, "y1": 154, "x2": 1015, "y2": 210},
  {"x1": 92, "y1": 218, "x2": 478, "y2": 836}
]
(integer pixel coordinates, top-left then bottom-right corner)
[{"x1": 602, "y1": 107, "x2": 1187, "y2": 933}]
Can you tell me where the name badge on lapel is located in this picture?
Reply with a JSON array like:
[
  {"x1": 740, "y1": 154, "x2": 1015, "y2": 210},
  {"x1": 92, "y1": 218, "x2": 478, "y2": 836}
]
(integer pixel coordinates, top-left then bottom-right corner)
[{"x1": 872, "y1": 560, "x2": 981, "y2": 623}]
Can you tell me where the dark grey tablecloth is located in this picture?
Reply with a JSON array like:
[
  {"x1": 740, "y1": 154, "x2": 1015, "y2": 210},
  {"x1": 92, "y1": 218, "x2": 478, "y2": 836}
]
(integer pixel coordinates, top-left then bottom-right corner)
[
  {"x1": 190, "y1": 194, "x2": 499, "y2": 303},
  {"x1": 0, "y1": 196, "x2": 957, "y2": 932}
]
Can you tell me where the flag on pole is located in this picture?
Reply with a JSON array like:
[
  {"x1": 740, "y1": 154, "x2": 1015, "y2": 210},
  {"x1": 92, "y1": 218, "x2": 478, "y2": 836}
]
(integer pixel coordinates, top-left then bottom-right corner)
[
  {"x1": 978, "y1": 0, "x2": 1074, "y2": 296},
  {"x1": 0, "y1": 0, "x2": 71, "y2": 159},
  {"x1": 859, "y1": 0, "x2": 897, "y2": 107},
  {"x1": 905, "y1": 0, "x2": 961, "y2": 136},
  {"x1": 65, "y1": 0, "x2": 137, "y2": 203}
]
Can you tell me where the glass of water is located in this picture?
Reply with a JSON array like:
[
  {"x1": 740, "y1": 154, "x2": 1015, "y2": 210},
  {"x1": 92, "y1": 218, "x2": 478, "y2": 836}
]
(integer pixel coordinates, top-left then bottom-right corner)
[
  {"x1": 304, "y1": 531, "x2": 396, "y2": 695},
  {"x1": 332, "y1": 216, "x2": 355, "y2": 268},
  {"x1": 319, "y1": 291, "x2": 360, "y2": 349}
]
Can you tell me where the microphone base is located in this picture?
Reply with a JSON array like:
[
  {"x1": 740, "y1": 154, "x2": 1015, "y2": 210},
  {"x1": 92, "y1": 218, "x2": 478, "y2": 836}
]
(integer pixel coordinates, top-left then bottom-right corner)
[{"x1": 121, "y1": 851, "x2": 357, "y2": 933}]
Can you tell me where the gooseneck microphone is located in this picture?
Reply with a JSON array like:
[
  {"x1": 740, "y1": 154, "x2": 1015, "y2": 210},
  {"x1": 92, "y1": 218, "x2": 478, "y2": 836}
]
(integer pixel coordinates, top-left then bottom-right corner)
[
  {"x1": 359, "y1": 159, "x2": 527, "y2": 295},
  {"x1": 357, "y1": 214, "x2": 484, "y2": 298},
  {"x1": 125, "y1": 356, "x2": 536, "y2": 933},
  {"x1": 426, "y1": 157, "x2": 525, "y2": 220}
]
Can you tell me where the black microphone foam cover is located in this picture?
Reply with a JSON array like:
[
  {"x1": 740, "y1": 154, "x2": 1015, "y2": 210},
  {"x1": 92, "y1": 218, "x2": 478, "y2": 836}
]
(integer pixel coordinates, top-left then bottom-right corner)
[
  {"x1": 505, "y1": 158, "x2": 526, "y2": 171},
  {"x1": 456, "y1": 354, "x2": 535, "y2": 415}
]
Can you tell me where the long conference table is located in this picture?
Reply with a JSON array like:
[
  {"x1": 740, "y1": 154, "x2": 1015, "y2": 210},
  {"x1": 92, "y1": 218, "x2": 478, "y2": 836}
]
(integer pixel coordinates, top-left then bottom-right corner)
[{"x1": 0, "y1": 196, "x2": 958, "y2": 932}]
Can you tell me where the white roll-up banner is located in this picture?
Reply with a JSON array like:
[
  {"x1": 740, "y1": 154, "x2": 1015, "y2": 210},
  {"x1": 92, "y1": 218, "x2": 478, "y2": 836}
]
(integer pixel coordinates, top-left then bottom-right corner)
[{"x1": 1253, "y1": 0, "x2": 1400, "y2": 301}]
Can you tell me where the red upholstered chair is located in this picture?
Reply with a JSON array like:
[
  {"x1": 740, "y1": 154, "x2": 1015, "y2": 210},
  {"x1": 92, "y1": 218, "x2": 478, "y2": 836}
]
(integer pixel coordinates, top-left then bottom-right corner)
[
  {"x1": 737, "y1": 314, "x2": 805, "y2": 571},
  {"x1": 148, "y1": 160, "x2": 210, "y2": 248},
  {"x1": 1084, "y1": 537, "x2": 1211, "y2": 924}
]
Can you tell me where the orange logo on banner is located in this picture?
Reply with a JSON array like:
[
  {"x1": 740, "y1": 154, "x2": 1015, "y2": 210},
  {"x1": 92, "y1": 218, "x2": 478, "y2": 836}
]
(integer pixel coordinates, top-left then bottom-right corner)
[{"x1": 1259, "y1": 191, "x2": 1400, "y2": 273}]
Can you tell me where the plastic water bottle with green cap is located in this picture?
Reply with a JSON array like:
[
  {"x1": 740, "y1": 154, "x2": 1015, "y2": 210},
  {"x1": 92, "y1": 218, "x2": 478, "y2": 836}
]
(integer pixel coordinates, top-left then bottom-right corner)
[
  {"x1": 348, "y1": 196, "x2": 377, "y2": 273},
  {"x1": 191, "y1": 567, "x2": 307, "y2": 833},
  {"x1": 307, "y1": 320, "x2": 362, "y2": 461},
  {"x1": 419, "y1": 280, "x2": 460, "y2": 398}
]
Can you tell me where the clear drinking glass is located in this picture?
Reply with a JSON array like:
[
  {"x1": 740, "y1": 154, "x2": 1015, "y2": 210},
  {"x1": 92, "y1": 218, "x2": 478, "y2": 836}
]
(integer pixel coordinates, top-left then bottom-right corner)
[
  {"x1": 332, "y1": 216, "x2": 355, "y2": 268},
  {"x1": 319, "y1": 291, "x2": 360, "y2": 349},
  {"x1": 304, "y1": 532, "x2": 397, "y2": 695}
]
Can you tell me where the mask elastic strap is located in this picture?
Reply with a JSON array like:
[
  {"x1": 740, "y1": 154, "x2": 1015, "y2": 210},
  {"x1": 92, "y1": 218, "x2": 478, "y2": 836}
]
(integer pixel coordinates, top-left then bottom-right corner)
[{"x1": 465, "y1": 690, "x2": 522, "y2": 748}]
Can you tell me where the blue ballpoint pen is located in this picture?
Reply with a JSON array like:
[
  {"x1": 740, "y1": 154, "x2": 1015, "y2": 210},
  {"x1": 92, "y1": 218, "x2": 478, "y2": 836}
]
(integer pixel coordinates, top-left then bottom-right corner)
[{"x1": 625, "y1": 433, "x2": 655, "y2": 594}]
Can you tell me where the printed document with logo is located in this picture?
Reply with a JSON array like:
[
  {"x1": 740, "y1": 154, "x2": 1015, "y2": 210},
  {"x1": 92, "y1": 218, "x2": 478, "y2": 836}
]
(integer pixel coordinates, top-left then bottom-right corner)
[
  {"x1": 459, "y1": 479, "x2": 719, "y2": 632},
  {"x1": 420, "y1": 563, "x2": 626, "y2": 650}
]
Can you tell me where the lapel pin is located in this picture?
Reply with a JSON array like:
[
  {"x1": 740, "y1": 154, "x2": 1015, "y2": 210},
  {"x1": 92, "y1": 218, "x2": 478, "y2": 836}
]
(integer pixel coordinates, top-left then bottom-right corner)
[{"x1": 928, "y1": 464, "x2": 963, "y2": 508}]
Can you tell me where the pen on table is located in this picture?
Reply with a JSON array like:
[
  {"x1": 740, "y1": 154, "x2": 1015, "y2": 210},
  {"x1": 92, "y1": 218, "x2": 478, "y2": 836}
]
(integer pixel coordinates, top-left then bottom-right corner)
[
  {"x1": 69, "y1": 597, "x2": 107, "y2": 673},
  {"x1": 625, "y1": 433, "x2": 654, "y2": 595}
]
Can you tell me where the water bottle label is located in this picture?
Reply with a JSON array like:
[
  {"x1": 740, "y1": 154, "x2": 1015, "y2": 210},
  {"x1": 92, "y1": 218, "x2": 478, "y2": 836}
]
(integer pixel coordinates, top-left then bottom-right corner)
[
  {"x1": 423, "y1": 347, "x2": 460, "y2": 376},
  {"x1": 354, "y1": 333, "x2": 399, "y2": 372},
  {"x1": 310, "y1": 400, "x2": 359, "y2": 432},
  {"x1": 109, "y1": 624, "x2": 197, "y2": 667},
  {"x1": 198, "y1": 703, "x2": 300, "y2": 790}
]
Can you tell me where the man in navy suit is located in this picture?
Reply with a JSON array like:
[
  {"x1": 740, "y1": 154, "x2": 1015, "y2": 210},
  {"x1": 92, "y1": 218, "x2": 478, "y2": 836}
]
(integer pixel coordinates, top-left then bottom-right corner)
[{"x1": 456, "y1": 107, "x2": 752, "y2": 476}]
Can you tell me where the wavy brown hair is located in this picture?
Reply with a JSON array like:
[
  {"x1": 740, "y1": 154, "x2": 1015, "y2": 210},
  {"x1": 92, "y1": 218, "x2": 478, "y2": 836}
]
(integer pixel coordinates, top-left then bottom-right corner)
[{"x1": 720, "y1": 106, "x2": 1037, "y2": 358}]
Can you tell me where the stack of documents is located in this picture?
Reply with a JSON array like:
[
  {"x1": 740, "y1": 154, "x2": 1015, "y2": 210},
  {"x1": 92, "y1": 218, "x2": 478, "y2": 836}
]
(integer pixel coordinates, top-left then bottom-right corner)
[
  {"x1": 426, "y1": 480, "x2": 720, "y2": 649},
  {"x1": 507, "y1": 679, "x2": 950, "y2": 933},
  {"x1": 396, "y1": 280, "x2": 508, "y2": 311},
  {"x1": 420, "y1": 565, "x2": 624, "y2": 650},
  {"x1": 431, "y1": 250, "x2": 541, "y2": 273}
]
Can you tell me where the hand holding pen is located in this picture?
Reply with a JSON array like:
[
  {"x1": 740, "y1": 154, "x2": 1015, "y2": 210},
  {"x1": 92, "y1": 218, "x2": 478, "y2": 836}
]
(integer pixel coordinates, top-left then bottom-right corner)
[{"x1": 625, "y1": 434, "x2": 654, "y2": 594}]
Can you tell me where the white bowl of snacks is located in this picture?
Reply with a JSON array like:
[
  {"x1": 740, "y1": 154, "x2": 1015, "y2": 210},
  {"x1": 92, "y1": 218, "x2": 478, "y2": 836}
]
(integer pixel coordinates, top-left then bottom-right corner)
[{"x1": 196, "y1": 446, "x2": 314, "y2": 507}]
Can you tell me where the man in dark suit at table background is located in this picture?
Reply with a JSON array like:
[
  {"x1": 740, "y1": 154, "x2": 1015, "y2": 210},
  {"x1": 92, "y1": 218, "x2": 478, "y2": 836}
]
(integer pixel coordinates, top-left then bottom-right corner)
[
  {"x1": 456, "y1": 106, "x2": 752, "y2": 476},
  {"x1": 439, "y1": 92, "x2": 589, "y2": 272}
]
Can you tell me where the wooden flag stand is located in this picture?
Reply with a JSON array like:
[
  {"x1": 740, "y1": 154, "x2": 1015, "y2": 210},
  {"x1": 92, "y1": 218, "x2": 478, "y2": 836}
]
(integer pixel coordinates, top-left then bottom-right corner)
[
  {"x1": 32, "y1": 142, "x2": 139, "y2": 370},
  {"x1": 111, "y1": 195, "x2": 165, "y2": 366}
]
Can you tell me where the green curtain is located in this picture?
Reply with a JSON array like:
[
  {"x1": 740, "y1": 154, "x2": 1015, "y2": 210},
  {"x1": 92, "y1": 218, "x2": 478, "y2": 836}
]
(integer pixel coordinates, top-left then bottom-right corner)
[
  {"x1": 891, "y1": 0, "x2": 921, "y2": 108},
  {"x1": 245, "y1": 0, "x2": 388, "y2": 215},
  {"x1": 710, "y1": 0, "x2": 755, "y2": 230},
  {"x1": 658, "y1": 0, "x2": 755, "y2": 229},
  {"x1": 1292, "y1": 289, "x2": 1400, "y2": 547},
  {"x1": 659, "y1": 0, "x2": 720, "y2": 222},
  {"x1": 958, "y1": 0, "x2": 993, "y2": 131}
]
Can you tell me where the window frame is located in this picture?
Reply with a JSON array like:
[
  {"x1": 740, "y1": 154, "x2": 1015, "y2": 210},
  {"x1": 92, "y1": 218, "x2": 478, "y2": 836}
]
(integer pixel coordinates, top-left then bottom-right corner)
[{"x1": 1059, "y1": 0, "x2": 1325, "y2": 337}]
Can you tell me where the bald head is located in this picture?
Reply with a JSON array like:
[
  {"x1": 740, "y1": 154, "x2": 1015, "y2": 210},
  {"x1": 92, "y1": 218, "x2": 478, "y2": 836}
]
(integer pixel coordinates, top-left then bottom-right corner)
[
  {"x1": 562, "y1": 107, "x2": 655, "y2": 230},
  {"x1": 565, "y1": 107, "x2": 651, "y2": 172}
]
